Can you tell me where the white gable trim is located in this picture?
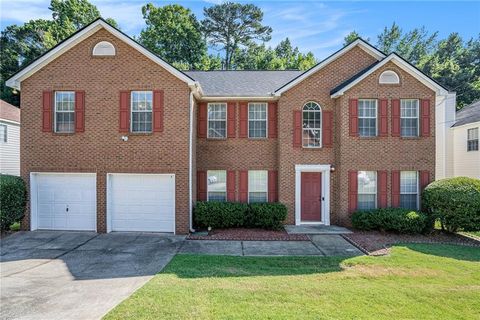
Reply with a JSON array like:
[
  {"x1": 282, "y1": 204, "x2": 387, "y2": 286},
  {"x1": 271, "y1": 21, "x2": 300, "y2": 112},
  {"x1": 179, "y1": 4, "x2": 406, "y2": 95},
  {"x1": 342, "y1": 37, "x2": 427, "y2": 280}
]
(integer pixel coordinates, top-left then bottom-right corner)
[
  {"x1": 6, "y1": 19, "x2": 196, "y2": 90},
  {"x1": 274, "y1": 39, "x2": 385, "y2": 95},
  {"x1": 330, "y1": 53, "x2": 449, "y2": 98}
]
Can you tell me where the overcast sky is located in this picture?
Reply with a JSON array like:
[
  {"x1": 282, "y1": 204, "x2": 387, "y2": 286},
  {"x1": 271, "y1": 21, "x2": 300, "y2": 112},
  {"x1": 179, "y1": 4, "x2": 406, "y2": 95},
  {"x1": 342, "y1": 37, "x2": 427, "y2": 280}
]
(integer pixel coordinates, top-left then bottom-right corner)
[{"x1": 1, "y1": 0, "x2": 479, "y2": 59}]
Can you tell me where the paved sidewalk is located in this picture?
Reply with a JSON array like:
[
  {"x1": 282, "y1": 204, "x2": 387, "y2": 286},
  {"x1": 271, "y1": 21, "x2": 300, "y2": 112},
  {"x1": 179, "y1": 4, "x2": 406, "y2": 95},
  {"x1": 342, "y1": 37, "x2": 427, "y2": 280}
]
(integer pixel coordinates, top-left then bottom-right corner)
[{"x1": 180, "y1": 235, "x2": 363, "y2": 256}]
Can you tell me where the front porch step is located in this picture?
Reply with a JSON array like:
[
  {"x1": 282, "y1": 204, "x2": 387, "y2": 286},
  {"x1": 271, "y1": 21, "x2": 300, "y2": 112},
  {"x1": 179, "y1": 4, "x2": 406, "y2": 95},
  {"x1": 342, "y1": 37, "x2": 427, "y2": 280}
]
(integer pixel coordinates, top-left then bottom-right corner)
[{"x1": 285, "y1": 225, "x2": 352, "y2": 235}]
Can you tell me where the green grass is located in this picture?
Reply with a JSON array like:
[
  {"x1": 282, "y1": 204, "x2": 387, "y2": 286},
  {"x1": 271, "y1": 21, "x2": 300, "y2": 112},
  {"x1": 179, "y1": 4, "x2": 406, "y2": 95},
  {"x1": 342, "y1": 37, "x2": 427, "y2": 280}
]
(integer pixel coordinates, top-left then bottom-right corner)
[{"x1": 104, "y1": 244, "x2": 480, "y2": 320}]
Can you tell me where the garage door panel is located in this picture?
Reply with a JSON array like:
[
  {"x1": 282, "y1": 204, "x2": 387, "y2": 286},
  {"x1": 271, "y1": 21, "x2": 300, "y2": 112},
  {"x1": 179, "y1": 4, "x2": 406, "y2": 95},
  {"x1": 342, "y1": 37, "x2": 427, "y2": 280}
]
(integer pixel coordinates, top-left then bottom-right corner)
[
  {"x1": 34, "y1": 173, "x2": 96, "y2": 231},
  {"x1": 109, "y1": 174, "x2": 175, "y2": 232}
]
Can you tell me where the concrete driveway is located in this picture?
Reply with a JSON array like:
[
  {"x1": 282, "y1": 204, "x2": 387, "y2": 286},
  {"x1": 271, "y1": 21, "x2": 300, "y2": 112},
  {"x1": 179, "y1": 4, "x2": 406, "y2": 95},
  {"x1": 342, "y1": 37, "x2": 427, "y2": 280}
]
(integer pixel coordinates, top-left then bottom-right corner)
[{"x1": 0, "y1": 231, "x2": 185, "y2": 320}]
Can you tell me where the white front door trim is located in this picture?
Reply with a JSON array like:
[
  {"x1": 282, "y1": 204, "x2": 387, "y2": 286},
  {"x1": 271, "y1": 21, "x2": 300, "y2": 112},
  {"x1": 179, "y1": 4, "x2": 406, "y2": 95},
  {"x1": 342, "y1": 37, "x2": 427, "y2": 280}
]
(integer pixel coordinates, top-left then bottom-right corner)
[
  {"x1": 295, "y1": 164, "x2": 331, "y2": 226},
  {"x1": 30, "y1": 172, "x2": 97, "y2": 232}
]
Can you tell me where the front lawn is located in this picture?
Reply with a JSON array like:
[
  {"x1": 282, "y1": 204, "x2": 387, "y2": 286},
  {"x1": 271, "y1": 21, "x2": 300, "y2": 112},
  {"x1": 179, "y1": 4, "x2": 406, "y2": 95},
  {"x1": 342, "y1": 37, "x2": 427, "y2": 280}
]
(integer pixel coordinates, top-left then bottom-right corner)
[{"x1": 104, "y1": 244, "x2": 480, "y2": 320}]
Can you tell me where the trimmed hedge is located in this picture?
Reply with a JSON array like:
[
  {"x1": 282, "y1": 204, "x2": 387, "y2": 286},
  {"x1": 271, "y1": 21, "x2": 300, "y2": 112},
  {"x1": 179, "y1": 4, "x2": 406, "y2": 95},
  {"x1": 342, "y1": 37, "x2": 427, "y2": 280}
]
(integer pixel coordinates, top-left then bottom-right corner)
[
  {"x1": 422, "y1": 177, "x2": 480, "y2": 232},
  {"x1": 194, "y1": 201, "x2": 287, "y2": 230},
  {"x1": 0, "y1": 175, "x2": 27, "y2": 231},
  {"x1": 352, "y1": 208, "x2": 428, "y2": 234}
]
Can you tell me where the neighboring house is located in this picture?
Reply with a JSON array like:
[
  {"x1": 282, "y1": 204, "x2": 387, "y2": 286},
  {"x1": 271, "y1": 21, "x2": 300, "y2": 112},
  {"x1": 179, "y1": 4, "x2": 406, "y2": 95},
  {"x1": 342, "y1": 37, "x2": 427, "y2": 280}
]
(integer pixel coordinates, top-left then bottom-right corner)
[
  {"x1": 6, "y1": 19, "x2": 456, "y2": 234},
  {"x1": 447, "y1": 101, "x2": 480, "y2": 179},
  {"x1": 0, "y1": 99, "x2": 20, "y2": 176}
]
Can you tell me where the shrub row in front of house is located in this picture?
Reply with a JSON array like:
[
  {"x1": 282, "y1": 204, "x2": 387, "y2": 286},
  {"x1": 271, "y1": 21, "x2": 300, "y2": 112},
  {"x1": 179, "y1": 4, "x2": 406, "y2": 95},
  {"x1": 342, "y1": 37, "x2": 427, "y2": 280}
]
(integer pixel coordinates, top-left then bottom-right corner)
[
  {"x1": 0, "y1": 174, "x2": 27, "y2": 231},
  {"x1": 194, "y1": 201, "x2": 287, "y2": 230},
  {"x1": 352, "y1": 208, "x2": 429, "y2": 234}
]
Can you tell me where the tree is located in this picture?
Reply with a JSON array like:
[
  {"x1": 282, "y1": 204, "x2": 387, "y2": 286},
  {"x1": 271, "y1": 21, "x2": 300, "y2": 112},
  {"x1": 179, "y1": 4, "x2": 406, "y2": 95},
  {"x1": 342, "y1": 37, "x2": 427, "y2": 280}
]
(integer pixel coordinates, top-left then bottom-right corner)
[
  {"x1": 421, "y1": 33, "x2": 480, "y2": 108},
  {"x1": 202, "y1": 2, "x2": 272, "y2": 70},
  {"x1": 139, "y1": 3, "x2": 206, "y2": 70},
  {"x1": 344, "y1": 31, "x2": 361, "y2": 46},
  {"x1": 0, "y1": 0, "x2": 117, "y2": 106},
  {"x1": 377, "y1": 23, "x2": 438, "y2": 65}
]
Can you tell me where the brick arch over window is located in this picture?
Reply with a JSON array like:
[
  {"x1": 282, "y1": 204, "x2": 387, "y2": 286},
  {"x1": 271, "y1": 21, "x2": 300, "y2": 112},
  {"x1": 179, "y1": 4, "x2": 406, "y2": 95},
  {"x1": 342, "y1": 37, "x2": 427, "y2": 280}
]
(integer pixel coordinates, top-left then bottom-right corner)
[{"x1": 302, "y1": 101, "x2": 322, "y2": 148}]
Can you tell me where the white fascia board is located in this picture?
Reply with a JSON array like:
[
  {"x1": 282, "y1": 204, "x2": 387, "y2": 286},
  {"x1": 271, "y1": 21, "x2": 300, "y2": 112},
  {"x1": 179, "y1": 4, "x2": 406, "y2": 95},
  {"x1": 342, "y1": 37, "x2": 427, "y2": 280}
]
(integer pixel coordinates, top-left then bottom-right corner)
[
  {"x1": 330, "y1": 54, "x2": 449, "y2": 98},
  {"x1": 274, "y1": 39, "x2": 385, "y2": 95},
  {"x1": 6, "y1": 20, "x2": 195, "y2": 90},
  {"x1": 200, "y1": 96, "x2": 278, "y2": 101}
]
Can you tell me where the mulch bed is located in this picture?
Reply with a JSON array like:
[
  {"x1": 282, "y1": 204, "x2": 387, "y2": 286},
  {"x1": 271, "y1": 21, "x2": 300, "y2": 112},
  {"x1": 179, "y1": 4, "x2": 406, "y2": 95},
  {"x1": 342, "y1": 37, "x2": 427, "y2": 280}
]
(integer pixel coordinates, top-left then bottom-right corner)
[
  {"x1": 343, "y1": 230, "x2": 480, "y2": 256},
  {"x1": 187, "y1": 228, "x2": 310, "y2": 241}
]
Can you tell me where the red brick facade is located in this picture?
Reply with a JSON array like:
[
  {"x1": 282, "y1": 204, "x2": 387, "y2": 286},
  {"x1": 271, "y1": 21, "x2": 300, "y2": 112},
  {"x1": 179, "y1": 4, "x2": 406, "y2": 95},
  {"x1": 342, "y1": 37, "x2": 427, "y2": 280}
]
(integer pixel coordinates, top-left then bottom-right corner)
[{"x1": 16, "y1": 25, "x2": 437, "y2": 234}]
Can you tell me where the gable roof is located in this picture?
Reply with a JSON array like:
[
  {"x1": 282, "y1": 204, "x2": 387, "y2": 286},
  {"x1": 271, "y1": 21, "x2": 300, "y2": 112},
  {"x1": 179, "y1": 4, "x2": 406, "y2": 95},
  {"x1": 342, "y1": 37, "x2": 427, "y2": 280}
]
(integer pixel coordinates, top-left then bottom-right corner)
[
  {"x1": 453, "y1": 100, "x2": 480, "y2": 127},
  {"x1": 6, "y1": 18, "x2": 197, "y2": 91},
  {"x1": 185, "y1": 70, "x2": 302, "y2": 97},
  {"x1": 0, "y1": 99, "x2": 21, "y2": 123},
  {"x1": 273, "y1": 38, "x2": 386, "y2": 95},
  {"x1": 330, "y1": 53, "x2": 450, "y2": 98}
]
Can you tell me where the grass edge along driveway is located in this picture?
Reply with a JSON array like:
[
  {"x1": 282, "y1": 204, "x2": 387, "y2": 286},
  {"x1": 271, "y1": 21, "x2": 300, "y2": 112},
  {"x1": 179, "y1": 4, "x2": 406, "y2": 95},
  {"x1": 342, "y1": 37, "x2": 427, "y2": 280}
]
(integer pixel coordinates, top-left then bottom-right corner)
[{"x1": 104, "y1": 244, "x2": 480, "y2": 320}]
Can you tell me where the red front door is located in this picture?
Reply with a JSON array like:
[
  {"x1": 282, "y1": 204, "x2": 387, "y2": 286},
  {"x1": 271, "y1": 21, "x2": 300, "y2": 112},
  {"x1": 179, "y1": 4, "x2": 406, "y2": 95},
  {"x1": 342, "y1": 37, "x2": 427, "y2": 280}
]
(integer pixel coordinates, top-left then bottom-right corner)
[{"x1": 301, "y1": 172, "x2": 322, "y2": 221}]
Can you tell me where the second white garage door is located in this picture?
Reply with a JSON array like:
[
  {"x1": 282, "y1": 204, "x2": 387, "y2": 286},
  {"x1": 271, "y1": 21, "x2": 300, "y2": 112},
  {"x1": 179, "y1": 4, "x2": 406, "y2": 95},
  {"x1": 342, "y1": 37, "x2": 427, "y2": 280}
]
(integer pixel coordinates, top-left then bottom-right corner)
[{"x1": 108, "y1": 174, "x2": 175, "y2": 232}]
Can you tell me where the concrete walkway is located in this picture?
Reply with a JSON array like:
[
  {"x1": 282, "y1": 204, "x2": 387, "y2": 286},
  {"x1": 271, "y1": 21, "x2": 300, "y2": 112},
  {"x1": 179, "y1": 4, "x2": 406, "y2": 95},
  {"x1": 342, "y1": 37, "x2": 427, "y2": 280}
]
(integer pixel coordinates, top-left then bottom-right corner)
[
  {"x1": 0, "y1": 231, "x2": 185, "y2": 320},
  {"x1": 180, "y1": 235, "x2": 363, "y2": 256}
]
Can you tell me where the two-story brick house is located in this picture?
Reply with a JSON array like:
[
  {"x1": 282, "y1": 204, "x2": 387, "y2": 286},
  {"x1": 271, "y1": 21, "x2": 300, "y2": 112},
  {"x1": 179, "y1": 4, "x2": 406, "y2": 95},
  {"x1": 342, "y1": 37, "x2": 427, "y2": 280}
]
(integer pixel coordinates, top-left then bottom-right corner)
[{"x1": 7, "y1": 19, "x2": 456, "y2": 234}]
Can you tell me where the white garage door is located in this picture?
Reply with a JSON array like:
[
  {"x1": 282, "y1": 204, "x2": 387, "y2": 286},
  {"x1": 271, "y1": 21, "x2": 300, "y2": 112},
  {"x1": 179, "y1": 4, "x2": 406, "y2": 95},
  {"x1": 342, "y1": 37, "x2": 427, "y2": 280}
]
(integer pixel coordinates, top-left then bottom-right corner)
[
  {"x1": 108, "y1": 174, "x2": 175, "y2": 232},
  {"x1": 33, "y1": 173, "x2": 96, "y2": 231}
]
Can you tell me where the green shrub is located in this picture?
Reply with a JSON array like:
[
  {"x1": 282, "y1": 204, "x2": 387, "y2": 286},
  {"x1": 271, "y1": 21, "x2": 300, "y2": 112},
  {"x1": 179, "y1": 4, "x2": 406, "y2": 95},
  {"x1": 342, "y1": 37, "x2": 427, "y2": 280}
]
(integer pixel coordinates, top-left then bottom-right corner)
[
  {"x1": 10, "y1": 221, "x2": 21, "y2": 231},
  {"x1": 194, "y1": 201, "x2": 287, "y2": 230},
  {"x1": 422, "y1": 177, "x2": 480, "y2": 232},
  {"x1": 194, "y1": 201, "x2": 248, "y2": 229},
  {"x1": 0, "y1": 175, "x2": 27, "y2": 231},
  {"x1": 351, "y1": 208, "x2": 428, "y2": 234},
  {"x1": 247, "y1": 203, "x2": 288, "y2": 230}
]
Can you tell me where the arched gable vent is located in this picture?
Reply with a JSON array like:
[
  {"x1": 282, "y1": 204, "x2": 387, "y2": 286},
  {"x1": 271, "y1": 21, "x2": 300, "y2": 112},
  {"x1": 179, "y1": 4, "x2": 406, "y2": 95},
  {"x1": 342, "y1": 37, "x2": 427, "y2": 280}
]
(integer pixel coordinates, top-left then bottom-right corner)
[
  {"x1": 92, "y1": 41, "x2": 116, "y2": 56},
  {"x1": 379, "y1": 70, "x2": 400, "y2": 84}
]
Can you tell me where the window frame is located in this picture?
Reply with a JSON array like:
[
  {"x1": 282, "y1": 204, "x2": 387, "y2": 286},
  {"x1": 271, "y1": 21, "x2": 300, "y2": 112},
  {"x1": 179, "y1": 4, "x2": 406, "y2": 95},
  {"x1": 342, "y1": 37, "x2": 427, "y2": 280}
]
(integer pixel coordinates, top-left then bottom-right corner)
[
  {"x1": 400, "y1": 99, "x2": 420, "y2": 137},
  {"x1": 357, "y1": 171, "x2": 377, "y2": 210},
  {"x1": 248, "y1": 102, "x2": 268, "y2": 139},
  {"x1": 400, "y1": 171, "x2": 419, "y2": 210},
  {"x1": 207, "y1": 170, "x2": 227, "y2": 202},
  {"x1": 379, "y1": 70, "x2": 400, "y2": 84},
  {"x1": 207, "y1": 102, "x2": 227, "y2": 139},
  {"x1": 248, "y1": 170, "x2": 268, "y2": 203},
  {"x1": 358, "y1": 99, "x2": 378, "y2": 137},
  {"x1": 130, "y1": 90, "x2": 153, "y2": 133},
  {"x1": 467, "y1": 127, "x2": 479, "y2": 152},
  {"x1": 0, "y1": 124, "x2": 7, "y2": 143},
  {"x1": 302, "y1": 101, "x2": 322, "y2": 148},
  {"x1": 54, "y1": 91, "x2": 75, "y2": 133}
]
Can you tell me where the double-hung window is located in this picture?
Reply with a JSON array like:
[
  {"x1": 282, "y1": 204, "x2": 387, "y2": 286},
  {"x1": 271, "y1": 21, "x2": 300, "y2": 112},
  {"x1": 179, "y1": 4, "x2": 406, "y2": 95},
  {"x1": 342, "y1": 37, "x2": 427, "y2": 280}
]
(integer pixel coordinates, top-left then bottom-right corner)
[
  {"x1": 207, "y1": 103, "x2": 227, "y2": 138},
  {"x1": 131, "y1": 91, "x2": 153, "y2": 133},
  {"x1": 400, "y1": 171, "x2": 418, "y2": 210},
  {"x1": 54, "y1": 91, "x2": 75, "y2": 133},
  {"x1": 358, "y1": 99, "x2": 377, "y2": 137},
  {"x1": 207, "y1": 170, "x2": 227, "y2": 201},
  {"x1": 357, "y1": 171, "x2": 377, "y2": 210},
  {"x1": 0, "y1": 124, "x2": 7, "y2": 142},
  {"x1": 248, "y1": 170, "x2": 268, "y2": 203},
  {"x1": 248, "y1": 103, "x2": 267, "y2": 138},
  {"x1": 302, "y1": 102, "x2": 322, "y2": 147},
  {"x1": 467, "y1": 128, "x2": 479, "y2": 151},
  {"x1": 400, "y1": 99, "x2": 419, "y2": 137}
]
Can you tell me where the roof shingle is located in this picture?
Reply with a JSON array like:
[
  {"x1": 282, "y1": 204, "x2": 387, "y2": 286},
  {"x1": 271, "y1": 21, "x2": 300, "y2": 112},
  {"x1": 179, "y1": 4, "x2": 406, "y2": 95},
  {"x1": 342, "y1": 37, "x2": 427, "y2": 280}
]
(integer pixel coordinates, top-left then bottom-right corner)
[{"x1": 453, "y1": 100, "x2": 480, "y2": 127}]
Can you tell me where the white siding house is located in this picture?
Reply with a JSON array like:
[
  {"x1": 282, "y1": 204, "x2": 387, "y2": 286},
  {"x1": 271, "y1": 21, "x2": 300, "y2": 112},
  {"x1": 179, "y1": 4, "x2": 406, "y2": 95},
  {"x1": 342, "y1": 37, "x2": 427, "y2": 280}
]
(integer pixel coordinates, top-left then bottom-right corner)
[
  {"x1": 447, "y1": 100, "x2": 480, "y2": 179},
  {"x1": 0, "y1": 100, "x2": 20, "y2": 176}
]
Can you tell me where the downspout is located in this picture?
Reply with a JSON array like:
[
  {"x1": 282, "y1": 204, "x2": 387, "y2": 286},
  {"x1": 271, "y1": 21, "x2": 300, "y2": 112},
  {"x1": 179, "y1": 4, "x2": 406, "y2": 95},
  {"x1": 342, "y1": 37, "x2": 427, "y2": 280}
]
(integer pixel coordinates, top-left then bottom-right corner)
[{"x1": 188, "y1": 90, "x2": 195, "y2": 233}]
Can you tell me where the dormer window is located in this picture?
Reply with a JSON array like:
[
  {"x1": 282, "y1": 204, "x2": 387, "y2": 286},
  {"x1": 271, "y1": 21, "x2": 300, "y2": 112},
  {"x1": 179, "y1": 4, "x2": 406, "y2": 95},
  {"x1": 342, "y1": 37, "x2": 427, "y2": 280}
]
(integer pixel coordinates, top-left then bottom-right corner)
[
  {"x1": 92, "y1": 41, "x2": 116, "y2": 56},
  {"x1": 379, "y1": 70, "x2": 400, "y2": 84}
]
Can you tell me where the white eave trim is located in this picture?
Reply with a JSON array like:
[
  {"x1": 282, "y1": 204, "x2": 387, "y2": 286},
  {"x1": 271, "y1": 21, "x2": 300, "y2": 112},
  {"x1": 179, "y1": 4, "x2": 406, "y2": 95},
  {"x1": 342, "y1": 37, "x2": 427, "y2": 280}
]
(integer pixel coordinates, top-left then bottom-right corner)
[
  {"x1": 6, "y1": 19, "x2": 195, "y2": 90},
  {"x1": 199, "y1": 95, "x2": 278, "y2": 102},
  {"x1": 274, "y1": 39, "x2": 385, "y2": 95},
  {"x1": 330, "y1": 53, "x2": 449, "y2": 98}
]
